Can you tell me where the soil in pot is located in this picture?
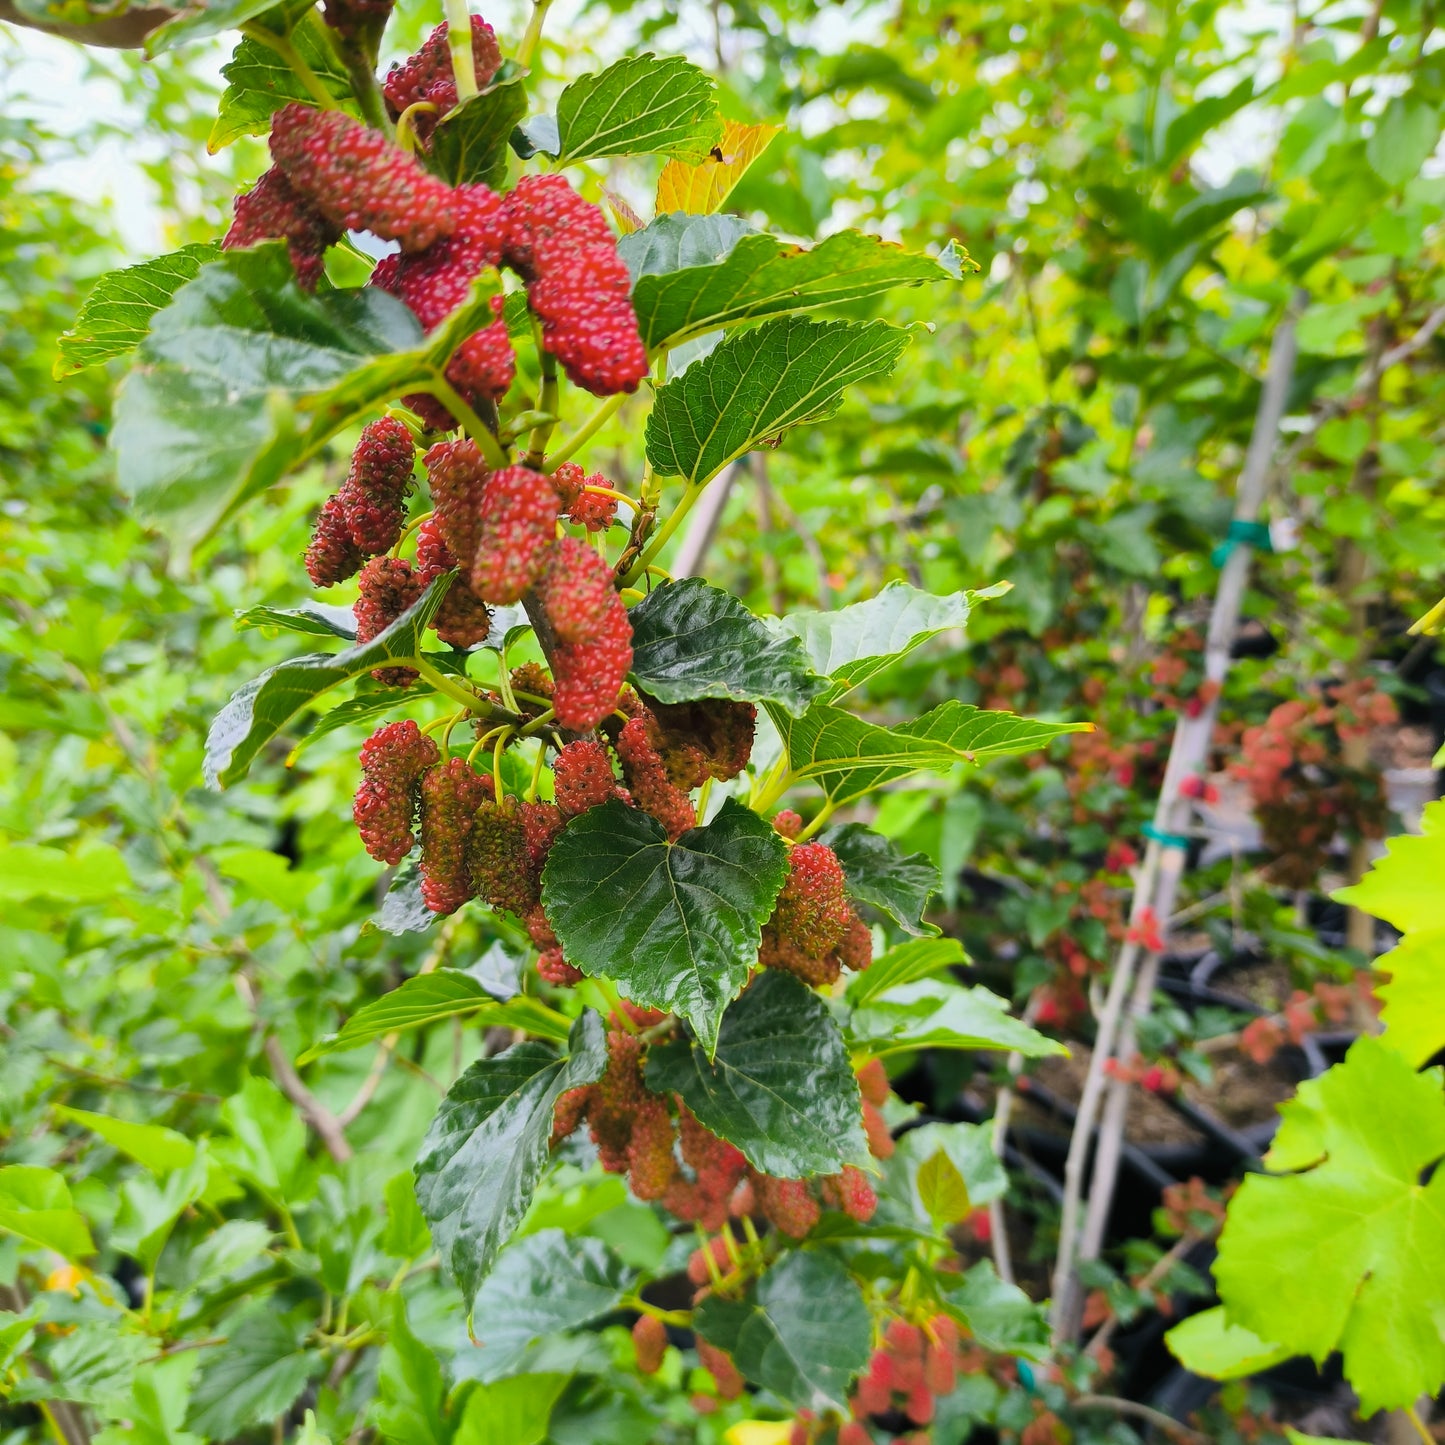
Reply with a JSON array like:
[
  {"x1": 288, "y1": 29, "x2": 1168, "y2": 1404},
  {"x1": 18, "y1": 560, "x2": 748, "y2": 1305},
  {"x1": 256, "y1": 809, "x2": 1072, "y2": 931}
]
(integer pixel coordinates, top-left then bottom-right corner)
[
  {"x1": 1193, "y1": 951, "x2": 1296, "y2": 1012},
  {"x1": 1023, "y1": 1046, "x2": 1204, "y2": 1150},
  {"x1": 1181, "y1": 1044, "x2": 1305, "y2": 1133}
]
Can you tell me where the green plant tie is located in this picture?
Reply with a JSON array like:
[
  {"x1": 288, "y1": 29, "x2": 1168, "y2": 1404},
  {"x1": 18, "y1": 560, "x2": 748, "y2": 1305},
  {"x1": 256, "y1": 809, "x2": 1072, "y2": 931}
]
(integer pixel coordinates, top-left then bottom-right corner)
[
  {"x1": 1142, "y1": 822, "x2": 1191, "y2": 849},
  {"x1": 1211, "y1": 518, "x2": 1273, "y2": 567}
]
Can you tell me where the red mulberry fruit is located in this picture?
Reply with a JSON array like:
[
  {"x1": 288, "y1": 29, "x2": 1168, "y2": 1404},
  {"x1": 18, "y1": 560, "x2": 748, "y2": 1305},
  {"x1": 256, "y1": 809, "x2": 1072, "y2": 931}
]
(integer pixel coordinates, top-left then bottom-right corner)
[
  {"x1": 418, "y1": 757, "x2": 490, "y2": 914},
  {"x1": 837, "y1": 913, "x2": 873, "y2": 973},
  {"x1": 650, "y1": 698, "x2": 756, "y2": 785},
  {"x1": 353, "y1": 720, "x2": 439, "y2": 864},
  {"x1": 223, "y1": 165, "x2": 340, "y2": 290},
  {"x1": 305, "y1": 493, "x2": 363, "y2": 586},
  {"x1": 525, "y1": 247, "x2": 650, "y2": 396},
  {"x1": 520, "y1": 800, "x2": 565, "y2": 875},
  {"x1": 551, "y1": 462, "x2": 618, "y2": 531},
  {"x1": 374, "y1": 187, "x2": 505, "y2": 329},
  {"x1": 538, "y1": 948, "x2": 583, "y2": 986},
  {"x1": 772, "y1": 810, "x2": 803, "y2": 839},
  {"x1": 355, "y1": 556, "x2": 423, "y2": 685},
  {"x1": 823, "y1": 1165, "x2": 877, "y2": 1222},
  {"x1": 270, "y1": 103, "x2": 457, "y2": 253},
  {"x1": 758, "y1": 843, "x2": 852, "y2": 985},
  {"x1": 536, "y1": 536, "x2": 617, "y2": 646},
  {"x1": 383, "y1": 18, "x2": 502, "y2": 142},
  {"x1": 552, "y1": 739, "x2": 619, "y2": 817},
  {"x1": 337, "y1": 416, "x2": 415, "y2": 556},
  {"x1": 616, "y1": 716, "x2": 694, "y2": 839},
  {"x1": 856, "y1": 1058, "x2": 890, "y2": 1107},
  {"x1": 696, "y1": 1340, "x2": 745, "y2": 1401},
  {"x1": 445, "y1": 313, "x2": 516, "y2": 402},
  {"x1": 472, "y1": 465, "x2": 559, "y2": 604},
  {"x1": 863, "y1": 1101, "x2": 894, "y2": 1160},
  {"x1": 499, "y1": 173, "x2": 615, "y2": 278},
  {"x1": 754, "y1": 1174, "x2": 820, "y2": 1238},
  {"x1": 588, "y1": 1029, "x2": 646, "y2": 1173},
  {"x1": 414, "y1": 518, "x2": 492, "y2": 648},
  {"x1": 423, "y1": 437, "x2": 489, "y2": 571},
  {"x1": 632, "y1": 1315, "x2": 667, "y2": 1375},
  {"x1": 551, "y1": 623, "x2": 634, "y2": 733},
  {"x1": 550, "y1": 1084, "x2": 591, "y2": 1146}
]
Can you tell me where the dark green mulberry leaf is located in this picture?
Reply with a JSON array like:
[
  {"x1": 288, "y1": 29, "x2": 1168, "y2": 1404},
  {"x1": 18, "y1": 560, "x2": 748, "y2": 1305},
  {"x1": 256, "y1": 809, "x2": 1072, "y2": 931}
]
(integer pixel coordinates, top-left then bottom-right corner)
[
  {"x1": 413, "y1": 1011, "x2": 608, "y2": 1311},
  {"x1": 541, "y1": 799, "x2": 787, "y2": 1057},
  {"x1": 552, "y1": 54, "x2": 721, "y2": 166},
  {"x1": 821, "y1": 822, "x2": 941, "y2": 937},
  {"x1": 645, "y1": 971, "x2": 869, "y2": 1176}
]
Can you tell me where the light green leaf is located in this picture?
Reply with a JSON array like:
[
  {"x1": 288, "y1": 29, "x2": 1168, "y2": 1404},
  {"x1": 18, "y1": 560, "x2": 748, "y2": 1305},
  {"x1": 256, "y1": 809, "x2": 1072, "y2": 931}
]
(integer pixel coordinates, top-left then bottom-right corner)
[
  {"x1": 1213, "y1": 1036, "x2": 1445, "y2": 1415},
  {"x1": 112, "y1": 246, "x2": 453, "y2": 551},
  {"x1": 185, "y1": 1307, "x2": 321, "y2": 1436},
  {"x1": 916, "y1": 1149, "x2": 972, "y2": 1227},
  {"x1": 693, "y1": 1250, "x2": 871, "y2": 1410},
  {"x1": 147, "y1": 0, "x2": 300, "y2": 53},
  {"x1": 630, "y1": 228, "x2": 964, "y2": 351},
  {"x1": 645, "y1": 317, "x2": 911, "y2": 486},
  {"x1": 627, "y1": 578, "x2": 827, "y2": 718},
  {"x1": 645, "y1": 971, "x2": 870, "y2": 1176},
  {"x1": 552, "y1": 54, "x2": 721, "y2": 166},
  {"x1": 1366, "y1": 96, "x2": 1441, "y2": 188},
  {"x1": 846, "y1": 937, "x2": 966, "y2": 1008},
  {"x1": 452, "y1": 1373, "x2": 567, "y2": 1445},
  {"x1": 1165, "y1": 1307, "x2": 1292, "y2": 1381},
  {"x1": 0, "y1": 1166, "x2": 95, "y2": 1261},
  {"x1": 55, "y1": 1107, "x2": 197, "y2": 1175},
  {"x1": 414, "y1": 1012, "x2": 609, "y2": 1309},
  {"x1": 0, "y1": 841, "x2": 130, "y2": 902},
  {"x1": 618, "y1": 212, "x2": 756, "y2": 285},
  {"x1": 541, "y1": 800, "x2": 788, "y2": 1057},
  {"x1": 849, "y1": 978, "x2": 1065, "y2": 1059},
  {"x1": 235, "y1": 601, "x2": 358, "y2": 641},
  {"x1": 821, "y1": 822, "x2": 940, "y2": 936},
  {"x1": 209, "y1": 19, "x2": 353, "y2": 150},
  {"x1": 54, "y1": 243, "x2": 220, "y2": 376},
  {"x1": 940, "y1": 1260, "x2": 1050, "y2": 1360},
  {"x1": 879, "y1": 1121, "x2": 1005, "y2": 1235},
  {"x1": 205, "y1": 573, "x2": 451, "y2": 789},
  {"x1": 1335, "y1": 800, "x2": 1445, "y2": 1066},
  {"x1": 775, "y1": 580, "x2": 1002, "y2": 702},
  {"x1": 300, "y1": 971, "x2": 572, "y2": 1061},
  {"x1": 218, "y1": 1076, "x2": 308, "y2": 1200},
  {"x1": 372, "y1": 1295, "x2": 447, "y2": 1445},
  {"x1": 382, "y1": 1173, "x2": 432, "y2": 1263}
]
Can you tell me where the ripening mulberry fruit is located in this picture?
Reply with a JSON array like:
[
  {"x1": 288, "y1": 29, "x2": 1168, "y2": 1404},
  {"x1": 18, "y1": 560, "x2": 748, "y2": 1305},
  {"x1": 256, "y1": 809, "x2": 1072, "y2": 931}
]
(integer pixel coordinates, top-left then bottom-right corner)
[
  {"x1": 759, "y1": 843, "x2": 853, "y2": 985},
  {"x1": 536, "y1": 537, "x2": 619, "y2": 647},
  {"x1": 418, "y1": 757, "x2": 490, "y2": 914},
  {"x1": 550, "y1": 461, "x2": 618, "y2": 531},
  {"x1": 754, "y1": 1174, "x2": 820, "y2": 1239},
  {"x1": 520, "y1": 800, "x2": 565, "y2": 876},
  {"x1": 552, "y1": 740, "x2": 619, "y2": 818},
  {"x1": 924, "y1": 1339, "x2": 957, "y2": 1396},
  {"x1": 616, "y1": 716, "x2": 695, "y2": 839},
  {"x1": 686, "y1": 1232, "x2": 734, "y2": 1286},
  {"x1": 650, "y1": 698, "x2": 757, "y2": 785},
  {"x1": 526, "y1": 248, "x2": 650, "y2": 396},
  {"x1": 353, "y1": 720, "x2": 439, "y2": 864},
  {"x1": 552, "y1": 622, "x2": 633, "y2": 732},
  {"x1": 856, "y1": 1058, "x2": 890, "y2": 1107},
  {"x1": 383, "y1": 19, "x2": 503, "y2": 142},
  {"x1": 498, "y1": 174, "x2": 616, "y2": 278},
  {"x1": 862, "y1": 1101, "x2": 894, "y2": 1160},
  {"x1": 223, "y1": 165, "x2": 340, "y2": 290},
  {"x1": 903, "y1": 1382, "x2": 934, "y2": 1426},
  {"x1": 823, "y1": 1165, "x2": 877, "y2": 1222},
  {"x1": 306, "y1": 493, "x2": 364, "y2": 586},
  {"x1": 674, "y1": 1106, "x2": 747, "y2": 1230},
  {"x1": 355, "y1": 556, "x2": 423, "y2": 685},
  {"x1": 627, "y1": 1095, "x2": 678, "y2": 1200},
  {"x1": 445, "y1": 313, "x2": 516, "y2": 402},
  {"x1": 337, "y1": 416, "x2": 415, "y2": 556},
  {"x1": 414, "y1": 519, "x2": 493, "y2": 648},
  {"x1": 696, "y1": 1340, "x2": 745, "y2": 1401},
  {"x1": 837, "y1": 914, "x2": 873, "y2": 973},
  {"x1": 473, "y1": 466, "x2": 559, "y2": 603},
  {"x1": 588, "y1": 1030, "x2": 646, "y2": 1173},
  {"x1": 371, "y1": 186, "x2": 504, "y2": 330},
  {"x1": 772, "y1": 810, "x2": 803, "y2": 840},
  {"x1": 270, "y1": 104, "x2": 457, "y2": 252},
  {"x1": 837, "y1": 1423, "x2": 872, "y2": 1445},
  {"x1": 465, "y1": 801, "x2": 533, "y2": 916},
  {"x1": 424, "y1": 437, "x2": 489, "y2": 571},
  {"x1": 537, "y1": 948, "x2": 583, "y2": 986},
  {"x1": 854, "y1": 1351, "x2": 893, "y2": 1416},
  {"x1": 550, "y1": 1085, "x2": 590, "y2": 1146},
  {"x1": 632, "y1": 1314, "x2": 667, "y2": 1375}
]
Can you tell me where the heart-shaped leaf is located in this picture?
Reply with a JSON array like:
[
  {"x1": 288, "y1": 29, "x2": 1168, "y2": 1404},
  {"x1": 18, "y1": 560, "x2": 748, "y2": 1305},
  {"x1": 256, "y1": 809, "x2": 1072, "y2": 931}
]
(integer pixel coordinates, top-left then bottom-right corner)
[
  {"x1": 541, "y1": 799, "x2": 787, "y2": 1056},
  {"x1": 628, "y1": 578, "x2": 826, "y2": 718},
  {"x1": 414, "y1": 1011, "x2": 609, "y2": 1311},
  {"x1": 645, "y1": 317, "x2": 911, "y2": 486},
  {"x1": 646, "y1": 971, "x2": 869, "y2": 1176}
]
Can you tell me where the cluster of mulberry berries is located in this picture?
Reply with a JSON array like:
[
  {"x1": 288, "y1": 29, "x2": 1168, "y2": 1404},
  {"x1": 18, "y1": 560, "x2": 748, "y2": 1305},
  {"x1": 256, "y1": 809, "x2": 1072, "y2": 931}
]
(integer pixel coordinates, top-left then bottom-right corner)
[{"x1": 760, "y1": 830, "x2": 874, "y2": 986}]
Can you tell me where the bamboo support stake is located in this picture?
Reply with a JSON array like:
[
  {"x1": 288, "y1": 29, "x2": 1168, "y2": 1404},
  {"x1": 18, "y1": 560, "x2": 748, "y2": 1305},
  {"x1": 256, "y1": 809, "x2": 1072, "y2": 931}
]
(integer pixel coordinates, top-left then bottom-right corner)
[{"x1": 1050, "y1": 301, "x2": 1301, "y2": 1342}]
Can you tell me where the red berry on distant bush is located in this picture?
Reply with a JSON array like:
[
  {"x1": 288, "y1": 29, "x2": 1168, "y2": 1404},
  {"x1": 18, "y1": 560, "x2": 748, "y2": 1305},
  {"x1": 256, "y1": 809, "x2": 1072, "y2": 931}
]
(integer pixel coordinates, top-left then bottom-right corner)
[
  {"x1": 695, "y1": 1340, "x2": 744, "y2": 1401},
  {"x1": 269, "y1": 104, "x2": 457, "y2": 253},
  {"x1": 353, "y1": 720, "x2": 439, "y2": 864},
  {"x1": 417, "y1": 757, "x2": 490, "y2": 914}
]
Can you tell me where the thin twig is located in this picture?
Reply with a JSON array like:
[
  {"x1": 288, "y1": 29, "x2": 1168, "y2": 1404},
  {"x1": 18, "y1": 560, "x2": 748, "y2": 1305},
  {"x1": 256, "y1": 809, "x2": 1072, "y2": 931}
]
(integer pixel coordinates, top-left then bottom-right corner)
[
  {"x1": 1084, "y1": 1232, "x2": 1199, "y2": 1360},
  {"x1": 1072, "y1": 1395, "x2": 1210, "y2": 1445}
]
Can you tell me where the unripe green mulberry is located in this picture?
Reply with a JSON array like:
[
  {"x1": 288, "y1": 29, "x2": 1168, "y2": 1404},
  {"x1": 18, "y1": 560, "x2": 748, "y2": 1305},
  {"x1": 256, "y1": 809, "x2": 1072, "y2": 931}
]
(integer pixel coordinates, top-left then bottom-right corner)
[{"x1": 465, "y1": 801, "x2": 533, "y2": 916}]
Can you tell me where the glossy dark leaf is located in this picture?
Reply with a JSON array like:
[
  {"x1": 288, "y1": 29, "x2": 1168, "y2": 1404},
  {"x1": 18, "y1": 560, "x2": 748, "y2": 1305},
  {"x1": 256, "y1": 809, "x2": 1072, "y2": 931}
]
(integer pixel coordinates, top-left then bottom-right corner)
[
  {"x1": 205, "y1": 573, "x2": 451, "y2": 788},
  {"x1": 413, "y1": 1011, "x2": 608, "y2": 1309},
  {"x1": 645, "y1": 971, "x2": 869, "y2": 1176},
  {"x1": 821, "y1": 822, "x2": 941, "y2": 936},
  {"x1": 645, "y1": 317, "x2": 911, "y2": 486},
  {"x1": 628, "y1": 578, "x2": 826, "y2": 718},
  {"x1": 693, "y1": 1250, "x2": 871, "y2": 1410},
  {"x1": 541, "y1": 800, "x2": 788, "y2": 1057}
]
